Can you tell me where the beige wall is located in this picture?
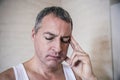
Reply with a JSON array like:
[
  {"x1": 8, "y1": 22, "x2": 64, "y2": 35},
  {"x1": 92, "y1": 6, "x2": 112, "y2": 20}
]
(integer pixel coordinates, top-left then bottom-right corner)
[
  {"x1": 0, "y1": 0, "x2": 60, "y2": 72},
  {"x1": 0, "y1": 0, "x2": 113, "y2": 80}
]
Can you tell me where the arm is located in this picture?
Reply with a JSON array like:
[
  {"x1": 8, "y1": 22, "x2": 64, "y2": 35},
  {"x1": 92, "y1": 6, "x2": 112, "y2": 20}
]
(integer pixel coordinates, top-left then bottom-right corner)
[{"x1": 65, "y1": 36, "x2": 97, "y2": 80}]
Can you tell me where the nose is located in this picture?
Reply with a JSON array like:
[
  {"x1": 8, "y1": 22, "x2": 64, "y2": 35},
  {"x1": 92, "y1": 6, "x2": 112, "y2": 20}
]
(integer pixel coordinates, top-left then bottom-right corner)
[{"x1": 54, "y1": 40, "x2": 62, "y2": 52}]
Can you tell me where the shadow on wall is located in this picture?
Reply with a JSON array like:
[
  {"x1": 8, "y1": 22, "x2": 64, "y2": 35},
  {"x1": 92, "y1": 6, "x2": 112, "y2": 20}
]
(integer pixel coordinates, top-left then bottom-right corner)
[
  {"x1": 0, "y1": 0, "x2": 4, "y2": 5},
  {"x1": 117, "y1": 74, "x2": 120, "y2": 80},
  {"x1": 91, "y1": 35, "x2": 112, "y2": 80},
  {"x1": 110, "y1": 0, "x2": 120, "y2": 5}
]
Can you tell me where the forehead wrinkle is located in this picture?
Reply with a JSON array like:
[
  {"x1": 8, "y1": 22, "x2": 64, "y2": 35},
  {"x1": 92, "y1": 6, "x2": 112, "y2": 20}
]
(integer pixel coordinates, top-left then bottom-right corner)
[{"x1": 40, "y1": 15, "x2": 72, "y2": 37}]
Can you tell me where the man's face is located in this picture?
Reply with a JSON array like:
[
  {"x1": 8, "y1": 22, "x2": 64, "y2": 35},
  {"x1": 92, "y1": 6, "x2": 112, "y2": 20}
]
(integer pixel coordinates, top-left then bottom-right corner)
[{"x1": 32, "y1": 14, "x2": 72, "y2": 68}]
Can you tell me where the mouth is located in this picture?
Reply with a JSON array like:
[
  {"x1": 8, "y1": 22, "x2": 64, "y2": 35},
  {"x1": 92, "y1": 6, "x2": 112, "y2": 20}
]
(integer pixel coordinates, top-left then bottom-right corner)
[{"x1": 47, "y1": 55, "x2": 61, "y2": 61}]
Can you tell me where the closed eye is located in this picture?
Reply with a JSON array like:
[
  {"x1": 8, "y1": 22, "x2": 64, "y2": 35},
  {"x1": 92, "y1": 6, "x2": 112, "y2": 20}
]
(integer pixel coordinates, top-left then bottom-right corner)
[
  {"x1": 45, "y1": 36, "x2": 54, "y2": 40},
  {"x1": 61, "y1": 37, "x2": 70, "y2": 43},
  {"x1": 43, "y1": 32, "x2": 56, "y2": 40}
]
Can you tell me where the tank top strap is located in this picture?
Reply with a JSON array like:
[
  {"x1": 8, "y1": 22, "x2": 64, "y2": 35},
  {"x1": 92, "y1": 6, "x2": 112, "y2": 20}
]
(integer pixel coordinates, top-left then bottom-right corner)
[
  {"x1": 62, "y1": 63, "x2": 76, "y2": 80},
  {"x1": 13, "y1": 64, "x2": 29, "y2": 80}
]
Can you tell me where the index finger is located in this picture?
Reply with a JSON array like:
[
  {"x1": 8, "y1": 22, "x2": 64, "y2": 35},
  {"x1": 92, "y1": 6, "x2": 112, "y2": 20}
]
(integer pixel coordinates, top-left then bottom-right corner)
[{"x1": 70, "y1": 36, "x2": 83, "y2": 52}]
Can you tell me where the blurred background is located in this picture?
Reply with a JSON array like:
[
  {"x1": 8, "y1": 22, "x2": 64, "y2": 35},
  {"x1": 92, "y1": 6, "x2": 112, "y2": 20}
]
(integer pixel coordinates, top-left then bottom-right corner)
[{"x1": 0, "y1": 0, "x2": 120, "y2": 80}]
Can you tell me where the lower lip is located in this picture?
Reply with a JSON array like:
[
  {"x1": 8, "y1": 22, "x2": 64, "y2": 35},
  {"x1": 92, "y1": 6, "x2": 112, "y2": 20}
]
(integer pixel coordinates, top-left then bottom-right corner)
[{"x1": 47, "y1": 55, "x2": 61, "y2": 60}]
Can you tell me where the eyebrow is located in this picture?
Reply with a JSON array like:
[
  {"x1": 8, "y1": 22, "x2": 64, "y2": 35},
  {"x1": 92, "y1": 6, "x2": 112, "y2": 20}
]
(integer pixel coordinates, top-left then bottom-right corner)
[
  {"x1": 43, "y1": 32, "x2": 71, "y2": 38},
  {"x1": 43, "y1": 32, "x2": 57, "y2": 37},
  {"x1": 62, "y1": 36, "x2": 71, "y2": 38}
]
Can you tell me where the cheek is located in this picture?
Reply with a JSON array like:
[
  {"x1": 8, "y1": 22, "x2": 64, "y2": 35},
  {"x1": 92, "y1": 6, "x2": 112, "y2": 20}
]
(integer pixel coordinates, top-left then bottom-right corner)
[
  {"x1": 34, "y1": 38, "x2": 48, "y2": 54},
  {"x1": 60, "y1": 44, "x2": 69, "y2": 58},
  {"x1": 63, "y1": 44, "x2": 69, "y2": 51}
]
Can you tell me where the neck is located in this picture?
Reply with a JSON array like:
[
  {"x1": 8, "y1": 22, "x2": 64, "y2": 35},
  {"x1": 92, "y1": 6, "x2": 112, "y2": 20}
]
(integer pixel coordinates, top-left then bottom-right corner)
[{"x1": 24, "y1": 56, "x2": 63, "y2": 77}]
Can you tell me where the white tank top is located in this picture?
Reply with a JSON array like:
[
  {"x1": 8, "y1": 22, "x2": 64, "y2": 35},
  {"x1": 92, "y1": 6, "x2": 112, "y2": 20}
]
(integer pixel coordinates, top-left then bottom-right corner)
[{"x1": 13, "y1": 63, "x2": 76, "y2": 80}]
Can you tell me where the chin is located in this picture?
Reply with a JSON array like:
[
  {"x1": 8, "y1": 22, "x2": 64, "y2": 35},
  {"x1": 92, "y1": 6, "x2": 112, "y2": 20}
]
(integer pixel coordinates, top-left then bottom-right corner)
[{"x1": 46, "y1": 60, "x2": 62, "y2": 68}]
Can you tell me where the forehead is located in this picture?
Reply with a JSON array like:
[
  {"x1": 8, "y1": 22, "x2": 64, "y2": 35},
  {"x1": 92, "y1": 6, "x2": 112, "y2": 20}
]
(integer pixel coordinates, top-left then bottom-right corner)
[{"x1": 38, "y1": 14, "x2": 72, "y2": 36}]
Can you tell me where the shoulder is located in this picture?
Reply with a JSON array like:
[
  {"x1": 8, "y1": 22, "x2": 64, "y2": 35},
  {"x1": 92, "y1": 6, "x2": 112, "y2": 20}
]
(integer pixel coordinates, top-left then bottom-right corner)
[{"x1": 0, "y1": 68, "x2": 15, "y2": 80}]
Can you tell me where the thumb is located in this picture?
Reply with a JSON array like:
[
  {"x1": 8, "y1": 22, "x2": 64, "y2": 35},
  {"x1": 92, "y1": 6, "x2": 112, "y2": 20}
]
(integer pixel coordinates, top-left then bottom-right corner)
[{"x1": 65, "y1": 57, "x2": 71, "y2": 65}]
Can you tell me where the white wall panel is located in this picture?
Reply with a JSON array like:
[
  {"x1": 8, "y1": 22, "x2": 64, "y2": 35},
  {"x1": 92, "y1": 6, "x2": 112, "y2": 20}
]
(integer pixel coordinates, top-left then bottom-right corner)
[{"x1": 111, "y1": 3, "x2": 120, "y2": 80}]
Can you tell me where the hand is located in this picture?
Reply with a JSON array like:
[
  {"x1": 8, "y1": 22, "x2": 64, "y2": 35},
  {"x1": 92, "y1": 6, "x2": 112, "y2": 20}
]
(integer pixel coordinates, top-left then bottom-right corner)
[{"x1": 65, "y1": 36, "x2": 97, "y2": 80}]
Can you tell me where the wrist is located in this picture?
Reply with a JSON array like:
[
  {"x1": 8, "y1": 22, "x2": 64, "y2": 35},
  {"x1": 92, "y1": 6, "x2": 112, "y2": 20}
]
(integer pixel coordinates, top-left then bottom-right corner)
[
  {"x1": 89, "y1": 75, "x2": 97, "y2": 80},
  {"x1": 82, "y1": 74, "x2": 97, "y2": 80}
]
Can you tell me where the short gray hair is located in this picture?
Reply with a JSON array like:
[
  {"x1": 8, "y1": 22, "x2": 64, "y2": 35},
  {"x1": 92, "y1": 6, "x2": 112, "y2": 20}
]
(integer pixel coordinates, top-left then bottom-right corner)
[{"x1": 34, "y1": 6, "x2": 73, "y2": 34}]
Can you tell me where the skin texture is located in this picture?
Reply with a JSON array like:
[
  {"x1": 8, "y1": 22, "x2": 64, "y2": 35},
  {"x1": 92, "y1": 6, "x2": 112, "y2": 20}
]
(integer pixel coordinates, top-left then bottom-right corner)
[
  {"x1": 0, "y1": 14, "x2": 97, "y2": 80},
  {"x1": 32, "y1": 14, "x2": 71, "y2": 70},
  {"x1": 66, "y1": 36, "x2": 97, "y2": 80},
  {"x1": 23, "y1": 14, "x2": 72, "y2": 80}
]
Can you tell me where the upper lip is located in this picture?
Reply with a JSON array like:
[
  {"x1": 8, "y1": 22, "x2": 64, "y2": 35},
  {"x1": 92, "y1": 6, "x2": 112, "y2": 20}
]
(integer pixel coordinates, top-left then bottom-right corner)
[{"x1": 48, "y1": 55, "x2": 61, "y2": 59}]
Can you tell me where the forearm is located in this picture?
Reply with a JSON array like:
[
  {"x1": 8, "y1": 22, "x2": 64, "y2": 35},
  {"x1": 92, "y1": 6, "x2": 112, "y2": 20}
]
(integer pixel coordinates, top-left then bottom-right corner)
[{"x1": 82, "y1": 74, "x2": 97, "y2": 80}]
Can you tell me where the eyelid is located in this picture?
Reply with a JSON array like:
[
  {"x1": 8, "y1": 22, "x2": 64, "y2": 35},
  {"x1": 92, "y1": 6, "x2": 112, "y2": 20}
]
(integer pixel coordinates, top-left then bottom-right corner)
[
  {"x1": 61, "y1": 37, "x2": 70, "y2": 43},
  {"x1": 44, "y1": 36, "x2": 54, "y2": 40},
  {"x1": 63, "y1": 38, "x2": 70, "y2": 41}
]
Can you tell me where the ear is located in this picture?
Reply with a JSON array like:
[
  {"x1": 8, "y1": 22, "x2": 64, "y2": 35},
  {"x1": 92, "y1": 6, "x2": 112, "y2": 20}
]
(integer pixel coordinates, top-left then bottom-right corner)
[{"x1": 32, "y1": 28, "x2": 36, "y2": 41}]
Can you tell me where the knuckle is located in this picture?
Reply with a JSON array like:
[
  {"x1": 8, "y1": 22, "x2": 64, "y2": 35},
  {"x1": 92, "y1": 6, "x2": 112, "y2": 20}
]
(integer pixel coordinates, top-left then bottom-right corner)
[{"x1": 85, "y1": 54, "x2": 89, "y2": 58}]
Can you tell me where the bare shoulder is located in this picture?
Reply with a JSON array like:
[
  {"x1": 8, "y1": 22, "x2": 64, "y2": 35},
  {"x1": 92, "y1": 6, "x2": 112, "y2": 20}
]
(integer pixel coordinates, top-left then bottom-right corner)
[{"x1": 0, "y1": 68, "x2": 15, "y2": 80}]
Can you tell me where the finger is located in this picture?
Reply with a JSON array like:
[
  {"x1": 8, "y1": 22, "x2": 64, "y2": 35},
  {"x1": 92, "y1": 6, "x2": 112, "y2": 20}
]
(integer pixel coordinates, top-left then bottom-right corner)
[
  {"x1": 69, "y1": 51, "x2": 76, "y2": 65},
  {"x1": 65, "y1": 52, "x2": 79, "y2": 65},
  {"x1": 69, "y1": 51, "x2": 82, "y2": 65},
  {"x1": 71, "y1": 54, "x2": 91, "y2": 66},
  {"x1": 71, "y1": 55, "x2": 81, "y2": 67},
  {"x1": 70, "y1": 36, "x2": 84, "y2": 52},
  {"x1": 69, "y1": 51, "x2": 86, "y2": 65},
  {"x1": 65, "y1": 56, "x2": 71, "y2": 65}
]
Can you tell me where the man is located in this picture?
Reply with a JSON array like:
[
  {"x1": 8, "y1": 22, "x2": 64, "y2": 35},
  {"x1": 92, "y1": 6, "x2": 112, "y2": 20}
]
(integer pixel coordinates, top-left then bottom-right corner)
[{"x1": 0, "y1": 6, "x2": 97, "y2": 80}]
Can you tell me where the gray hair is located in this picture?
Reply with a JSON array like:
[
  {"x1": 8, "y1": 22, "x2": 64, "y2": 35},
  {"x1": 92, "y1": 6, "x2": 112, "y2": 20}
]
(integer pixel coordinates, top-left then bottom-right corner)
[{"x1": 34, "y1": 6, "x2": 73, "y2": 34}]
